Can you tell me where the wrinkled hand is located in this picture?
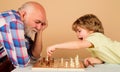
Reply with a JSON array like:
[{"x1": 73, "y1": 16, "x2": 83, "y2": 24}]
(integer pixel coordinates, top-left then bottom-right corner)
[
  {"x1": 84, "y1": 57, "x2": 103, "y2": 67},
  {"x1": 46, "y1": 46, "x2": 56, "y2": 57}
]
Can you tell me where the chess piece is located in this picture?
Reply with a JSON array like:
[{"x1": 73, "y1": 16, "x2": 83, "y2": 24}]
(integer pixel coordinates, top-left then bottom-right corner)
[
  {"x1": 45, "y1": 56, "x2": 50, "y2": 67},
  {"x1": 60, "y1": 58, "x2": 64, "y2": 67},
  {"x1": 65, "y1": 61, "x2": 68, "y2": 68},
  {"x1": 75, "y1": 55, "x2": 80, "y2": 68},
  {"x1": 51, "y1": 58, "x2": 54, "y2": 63},
  {"x1": 70, "y1": 58, "x2": 75, "y2": 68},
  {"x1": 42, "y1": 57, "x2": 46, "y2": 63},
  {"x1": 50, "y1": 58, "x2": 54, "y2": 67}
]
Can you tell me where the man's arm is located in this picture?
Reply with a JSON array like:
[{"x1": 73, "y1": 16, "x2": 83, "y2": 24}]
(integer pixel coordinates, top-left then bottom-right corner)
[
  {"x1": 32, "y1": 31, "x2": 43, "y2": 59},
  {"x1": 31, "y1": 23, "x2": 48, "y2": 59}
]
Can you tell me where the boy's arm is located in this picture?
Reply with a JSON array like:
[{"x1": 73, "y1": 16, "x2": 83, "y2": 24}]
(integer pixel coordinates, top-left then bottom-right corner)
[
  {"x1": 84, "y1": 57, "x2": 104, "y2": 67},
  {"x1": 47, "y1": 40, "x2": 92, "y2": 57}
]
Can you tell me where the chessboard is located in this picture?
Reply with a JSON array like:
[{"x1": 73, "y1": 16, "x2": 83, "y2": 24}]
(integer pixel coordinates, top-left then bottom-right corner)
[{"x1": 32, "y1": 55, "x2": 85, "y2": 72}]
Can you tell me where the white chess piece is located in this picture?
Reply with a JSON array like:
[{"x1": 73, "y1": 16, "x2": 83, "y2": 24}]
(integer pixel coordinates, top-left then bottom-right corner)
[
  {"x1": 75, "y1": 55, "x2": 80, "y2": 68},
  {"x1": 60, "y1": 58, "x2": 64, "y2": 67},
  {"x1": 70, "y1": 58, "x2": 75, "y2": 68},
  {"x1": 65, "y1": 61, "x2": 68, "y2": 68},
  {"x1": 46, "y1": 56, "x2": 48, "y2": 61}
]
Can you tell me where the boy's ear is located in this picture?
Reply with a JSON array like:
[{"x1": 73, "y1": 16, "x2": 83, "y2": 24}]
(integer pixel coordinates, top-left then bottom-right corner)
[{"x1": 89, "y1": 30, "x2": 94, "y2": 34}]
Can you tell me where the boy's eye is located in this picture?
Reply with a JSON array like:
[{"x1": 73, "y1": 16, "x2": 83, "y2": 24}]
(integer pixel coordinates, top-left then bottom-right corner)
[
  {"x1": 78, "y1": 30, "x2": 81, "y2": 32},
  {"x1": 76, "y1": 30, "x2": 81, "y2": 33}
]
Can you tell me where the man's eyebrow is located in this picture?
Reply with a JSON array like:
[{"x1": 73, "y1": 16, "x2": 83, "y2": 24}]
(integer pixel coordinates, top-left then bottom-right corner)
[
  {"x1": 36, "y1": 20, "x2": 42, "y2": 23},
  {"x1": 36, "y1": 20, "x2": 46, "y2": 25},
  {"x1": 35, "y1": 20, "x2": 42, "y2": 23}
]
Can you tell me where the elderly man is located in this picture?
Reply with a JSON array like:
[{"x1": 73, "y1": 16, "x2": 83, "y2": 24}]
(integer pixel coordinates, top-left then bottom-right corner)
[{"x1": 0, "y1": 1, "x2": 47, "y2": 71}]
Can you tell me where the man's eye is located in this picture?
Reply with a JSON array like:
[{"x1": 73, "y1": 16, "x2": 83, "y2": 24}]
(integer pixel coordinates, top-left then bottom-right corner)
[
  {"x1": 35, "y1": 20, "x2": 46, "y2": 25},
  {"x1": 35, "y1": 21, "x2": 42, "y2": 24}
]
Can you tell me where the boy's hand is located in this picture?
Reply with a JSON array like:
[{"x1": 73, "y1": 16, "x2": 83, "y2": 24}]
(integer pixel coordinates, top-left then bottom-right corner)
[
  {"x1": 84, "y1": 57, "x2": 103, "y2": 67},
  {"x1": 46, "y1": 46, "x2": 56, "y2": 57}
]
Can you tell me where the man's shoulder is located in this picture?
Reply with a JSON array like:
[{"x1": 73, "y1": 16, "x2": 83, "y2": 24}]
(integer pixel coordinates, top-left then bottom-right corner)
[
  {"x1": 0, "y1": 10, "x2": 22, "y2": 29},
  {"x1": 0, "y1": 10, "x2": 19, "y2": 18},
  {"x1": 0, "y1": 10, "x2": 17, "y2": 14}
]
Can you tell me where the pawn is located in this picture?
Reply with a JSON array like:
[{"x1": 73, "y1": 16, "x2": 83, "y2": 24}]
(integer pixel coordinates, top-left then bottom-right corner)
[
  {"x1": 70, "y1": 58, "x2": 75, "y2": 68},
  {"x1": 65, "y1": 61, "x2": 68, "y2": 68},
  {"x1": 60, "y1": 58, "x2": 64, "y2": 67}
]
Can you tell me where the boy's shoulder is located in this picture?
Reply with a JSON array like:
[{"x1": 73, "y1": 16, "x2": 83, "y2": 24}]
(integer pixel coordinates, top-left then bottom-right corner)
[{"x1": 89, "y1": 32, "x2": 104, "y2": 37}]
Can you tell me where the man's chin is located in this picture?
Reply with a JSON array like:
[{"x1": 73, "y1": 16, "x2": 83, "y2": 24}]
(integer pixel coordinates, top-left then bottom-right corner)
[{"x1": 26, "y1": 32, "x2": 36, "y2": 41}]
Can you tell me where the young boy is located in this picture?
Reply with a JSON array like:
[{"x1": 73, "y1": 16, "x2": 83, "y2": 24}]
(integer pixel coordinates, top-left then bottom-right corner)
[{"x1": 47, "y1": 14, "x2": 120, "y2": 67}]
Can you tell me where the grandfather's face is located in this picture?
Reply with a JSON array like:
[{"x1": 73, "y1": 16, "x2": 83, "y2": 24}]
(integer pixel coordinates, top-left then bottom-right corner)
[{"x1": 23, "y1": 9, "x2": 46, "y2": 40}]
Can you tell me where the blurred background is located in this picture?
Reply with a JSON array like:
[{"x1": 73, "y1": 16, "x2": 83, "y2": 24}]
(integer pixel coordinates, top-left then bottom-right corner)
[{"x1": 0, "y1": 0, "x2": 120, "y2": 59}]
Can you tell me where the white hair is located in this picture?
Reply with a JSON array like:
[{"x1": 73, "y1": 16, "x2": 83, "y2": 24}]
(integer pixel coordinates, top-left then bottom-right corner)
[{"x1": 18, "y1": 1, "x2": 42, "y2": 13}]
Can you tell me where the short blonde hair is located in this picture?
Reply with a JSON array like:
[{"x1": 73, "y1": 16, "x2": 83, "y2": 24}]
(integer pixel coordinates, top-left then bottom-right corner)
[{"x1": 72, "y1": 14, "x2": 104, "y2": 34}]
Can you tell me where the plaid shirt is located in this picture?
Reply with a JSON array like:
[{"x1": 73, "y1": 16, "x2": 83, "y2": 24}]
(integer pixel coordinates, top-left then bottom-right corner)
[{"x1": 0, "y1": 10, "x2": 31, "y2": 67}]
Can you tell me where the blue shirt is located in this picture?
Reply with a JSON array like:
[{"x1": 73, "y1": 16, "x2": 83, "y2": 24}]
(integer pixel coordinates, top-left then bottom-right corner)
[{"x1": 0, "y1": 10, "x2": 31, "y2": 67}]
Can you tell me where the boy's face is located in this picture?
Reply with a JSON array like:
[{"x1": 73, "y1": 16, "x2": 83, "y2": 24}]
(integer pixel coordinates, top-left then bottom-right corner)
[{"x1": 76, "y1": 26, "x2": 93, "y2": 40}]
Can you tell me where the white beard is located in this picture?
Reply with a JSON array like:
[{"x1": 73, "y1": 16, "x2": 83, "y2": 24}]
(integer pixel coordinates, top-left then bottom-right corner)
[
  {"x1": 24, "y1": 27, "x2": 36, "y2": 41},
  {"x1": 27, "y1": 31, "x2": 36, "y2": 41}
]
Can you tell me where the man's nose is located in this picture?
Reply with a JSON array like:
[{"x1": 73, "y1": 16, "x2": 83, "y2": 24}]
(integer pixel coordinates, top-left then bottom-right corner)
[{"x1": 36, "y1": 24, "x2": 41, "y2": 30}]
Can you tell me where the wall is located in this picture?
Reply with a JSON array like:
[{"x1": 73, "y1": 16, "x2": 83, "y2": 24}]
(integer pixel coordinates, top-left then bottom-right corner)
[{"x1": 0, "y1": 0, "x2": 120, "y2": 59}]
